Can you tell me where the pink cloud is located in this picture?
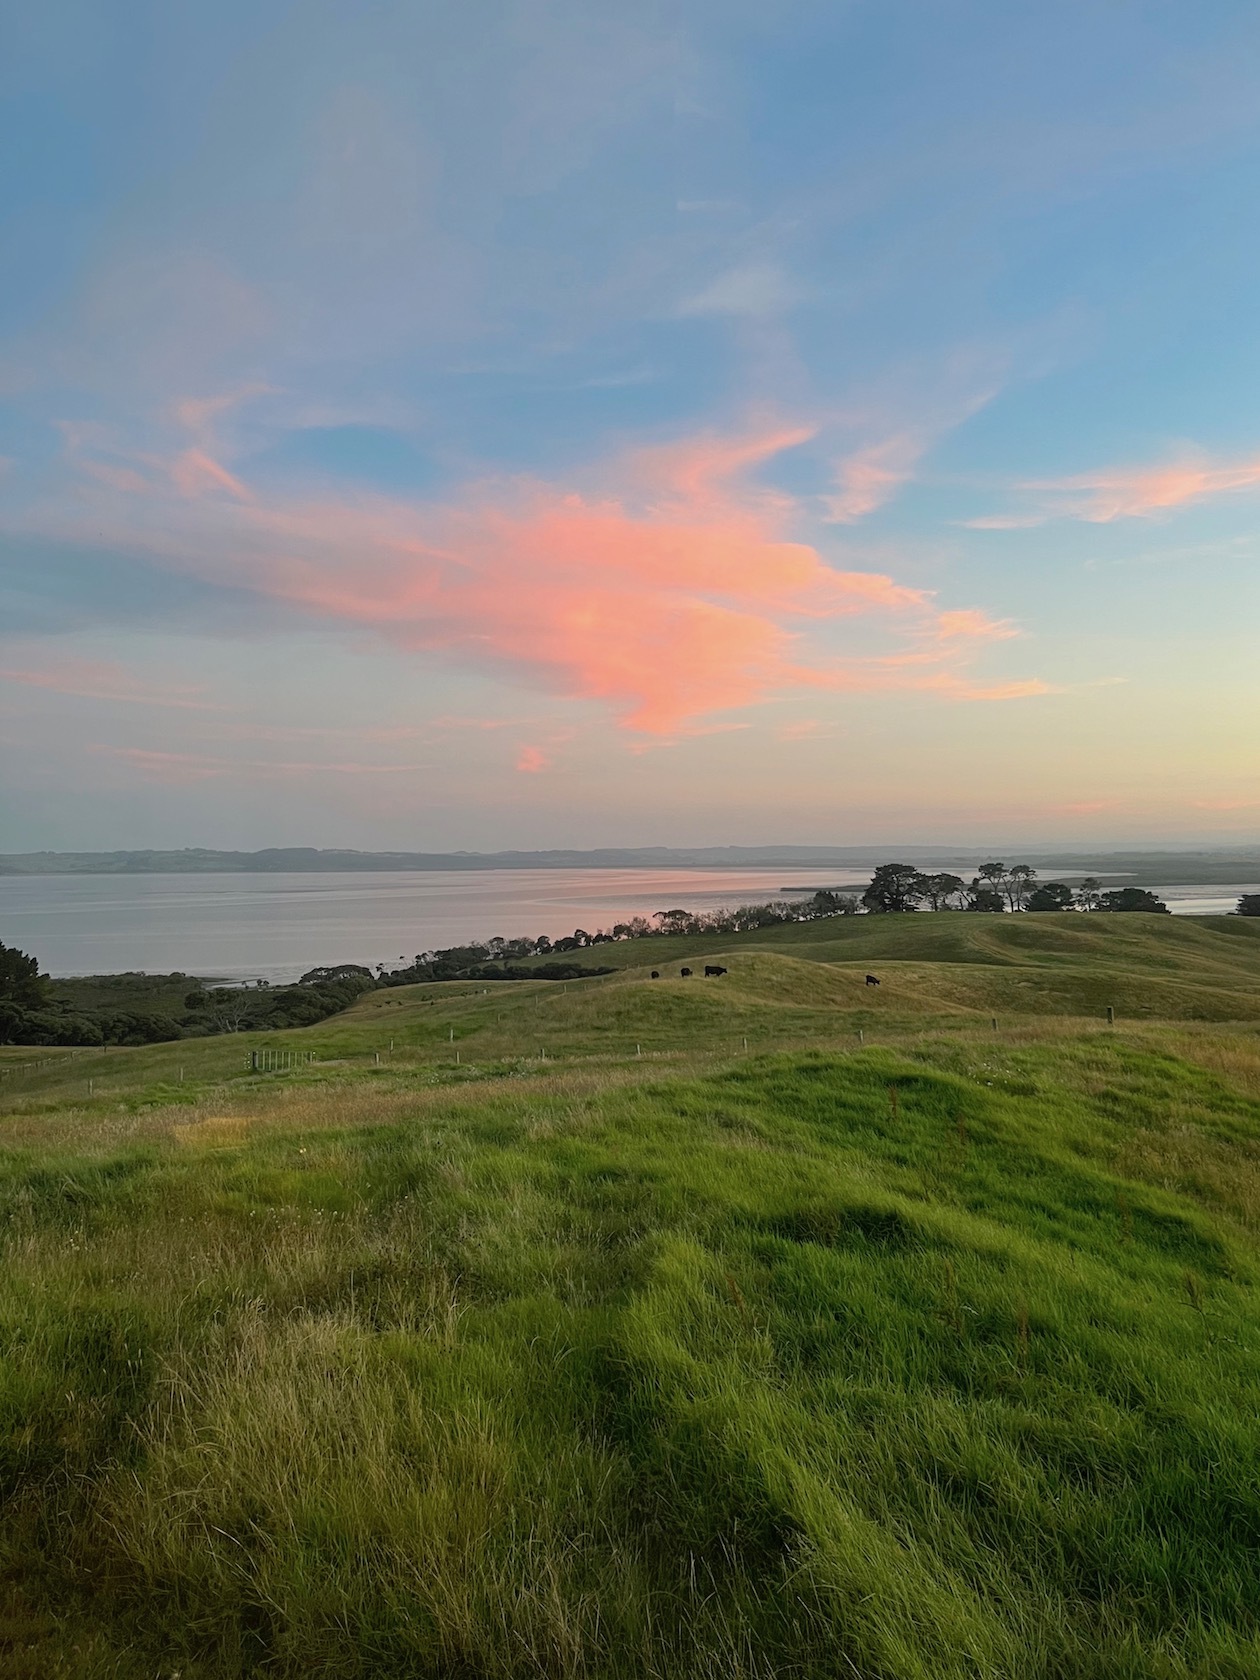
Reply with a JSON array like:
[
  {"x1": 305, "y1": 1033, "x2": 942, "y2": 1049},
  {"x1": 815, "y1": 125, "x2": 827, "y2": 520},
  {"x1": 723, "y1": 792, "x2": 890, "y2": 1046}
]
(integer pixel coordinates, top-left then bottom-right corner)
[
  {"x1": 170, "y1": 448, "x2": 253, "y2": 502},
  {"x1": 38, "y1": 423, "x2": 1045, "y2": 733},
  {"x1": 430, "y1": 715, "x2": 517, "y2": 731},
  {"x1": 90, "y1": 746, "x2": 230, "y2": 783},
  {"x1": 58, "y1": 388, "x2": 259, "y2": 505},
  {"x1": 823, "y1": 370, "x2": 1004, "y2": 524},
  {"x1": 933, "y1": 608, "x2": 1019, "y2": 642},
  {"x1": 516, "y1": 744, "x2": 549, "y2": 772},
  {"x1": 972, "y1": 445, "x2": 1260, "y2": 527},
  {"x1": 0, "y1": 658, "x2": 221, "y2": 710},
  {"x1": 1051, "y1": 454, "x2": 1260, "y2": 522},
  {"x1": 824, "y1": 434, "x2": 923, "y2": 523},
  {"x1": 230, "y1": 485, "x2": 937, "y2": 732},
  {"x1": 80, "y1": 459, "x2": 154, "y2": 494},
  {"x1": 959, "y1": 512, "x2": 1052, "y2": 531},
  {"x1": 171, "y1": 385, "x2": 270, "y2": 435},
  {"x1": 776, "y1": 718, "x2": 839, "y2": 741},
  {"x1": 924, "y1": 674, "x2": 1056, "y2": 701}
]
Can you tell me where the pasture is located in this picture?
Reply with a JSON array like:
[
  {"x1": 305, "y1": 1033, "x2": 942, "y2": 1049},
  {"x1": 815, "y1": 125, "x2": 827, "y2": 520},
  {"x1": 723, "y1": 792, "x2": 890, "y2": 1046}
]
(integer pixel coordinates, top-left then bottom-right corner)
[{"x1": 2, "y1": 912, "x2": 1260, "y2": 1677}]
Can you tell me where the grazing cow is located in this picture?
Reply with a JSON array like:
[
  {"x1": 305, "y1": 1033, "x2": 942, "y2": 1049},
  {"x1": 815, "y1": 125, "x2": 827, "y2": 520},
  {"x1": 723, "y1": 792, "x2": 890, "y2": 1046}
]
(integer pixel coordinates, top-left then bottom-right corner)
[
  {"x1": 650, "y1": 971, "x2": 659, "y2": 979},
  {"x1": 865, "y1": 974, "x2": 880, "y2": 987},
  {"x1": 704, "y1": 965, "x2": 727, "y2": 978},
  {"x1": 679, "y1": 967, "x2": 692, "y2": 978}
]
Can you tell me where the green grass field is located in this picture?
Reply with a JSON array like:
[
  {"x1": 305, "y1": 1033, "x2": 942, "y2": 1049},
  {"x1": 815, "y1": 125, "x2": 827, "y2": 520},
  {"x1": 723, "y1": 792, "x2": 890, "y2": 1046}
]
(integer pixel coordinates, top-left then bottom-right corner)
[{"x1": 3, "y1": 913, "x2": 1260, "y2": 1677}]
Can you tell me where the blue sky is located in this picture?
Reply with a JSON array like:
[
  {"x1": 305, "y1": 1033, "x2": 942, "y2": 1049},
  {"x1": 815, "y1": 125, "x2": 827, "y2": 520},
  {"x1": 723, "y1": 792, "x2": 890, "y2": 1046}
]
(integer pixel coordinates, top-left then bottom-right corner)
[{"x1": 2, "y1": 1, "x2": 1258, "y2": 849}]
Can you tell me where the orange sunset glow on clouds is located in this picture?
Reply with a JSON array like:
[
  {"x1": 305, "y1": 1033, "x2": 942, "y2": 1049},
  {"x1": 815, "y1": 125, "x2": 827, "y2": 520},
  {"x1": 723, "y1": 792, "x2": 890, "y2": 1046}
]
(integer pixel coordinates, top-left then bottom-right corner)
[{"x1": 34, "y1": 417, "x2": 1046, "y2": 737}]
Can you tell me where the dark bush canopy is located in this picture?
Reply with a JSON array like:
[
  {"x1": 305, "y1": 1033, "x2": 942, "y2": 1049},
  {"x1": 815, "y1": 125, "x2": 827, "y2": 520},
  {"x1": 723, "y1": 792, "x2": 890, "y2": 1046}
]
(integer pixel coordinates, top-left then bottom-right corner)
[
  {"x1": 1097, "y1": 888, "x2": 1170, "y2": 914},
  {"x1": 1027, "y1": 882, "x2": 1075, "y2": 912},
  {"x1": 0, "y1": 939, "x2": 48, "y2": 1008}
]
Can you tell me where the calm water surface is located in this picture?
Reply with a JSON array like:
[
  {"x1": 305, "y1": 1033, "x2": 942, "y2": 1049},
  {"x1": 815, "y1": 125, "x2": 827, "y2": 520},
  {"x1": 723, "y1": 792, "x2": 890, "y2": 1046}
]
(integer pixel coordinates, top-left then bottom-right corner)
[
  {"x1": 1, "y1": 869, "x2": 1253, "y2": 982},
  {"x1": 0, "y1": 868, "x2": 870, "y2": 981}
]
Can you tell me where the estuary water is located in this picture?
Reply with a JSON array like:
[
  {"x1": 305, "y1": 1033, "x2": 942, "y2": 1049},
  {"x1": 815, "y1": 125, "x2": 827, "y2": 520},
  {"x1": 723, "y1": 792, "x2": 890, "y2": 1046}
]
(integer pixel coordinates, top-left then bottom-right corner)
[
  {"x1": 1, "y1": 869, "x2": 1254, "y2": 983},
  {"x1": 0, "y1": 867, "x2": 871, "y2": 982}
]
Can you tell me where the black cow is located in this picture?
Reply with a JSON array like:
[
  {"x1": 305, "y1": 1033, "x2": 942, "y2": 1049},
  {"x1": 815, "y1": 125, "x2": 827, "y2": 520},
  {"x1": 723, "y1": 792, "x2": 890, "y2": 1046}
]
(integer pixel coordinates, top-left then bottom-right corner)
[
  {"x1": 679, "y1": 967, "x2": 692, "y2": 977},
  {"x1": 704, "y1": 965, "x2": 727, "y2": 978},
  {"x1": 650, "y1": 971, "x2": 660, "y2": 979},
  {"x1": 865, "y1": 974, "x2": 880, "y2": 987}
]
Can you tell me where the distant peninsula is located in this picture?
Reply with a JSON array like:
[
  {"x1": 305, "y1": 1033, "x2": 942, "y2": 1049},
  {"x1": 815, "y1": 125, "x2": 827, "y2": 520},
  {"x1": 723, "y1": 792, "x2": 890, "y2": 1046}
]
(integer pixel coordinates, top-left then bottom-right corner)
[{"x1": 2, "y1": 845, "x2": 1259, "y2": 886}]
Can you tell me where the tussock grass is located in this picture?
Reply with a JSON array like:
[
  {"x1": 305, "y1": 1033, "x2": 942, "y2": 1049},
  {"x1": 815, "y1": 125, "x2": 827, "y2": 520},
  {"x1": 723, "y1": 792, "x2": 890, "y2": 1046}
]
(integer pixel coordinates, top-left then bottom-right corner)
[{"x1": 3, "y1": 918, "x2": 1260, "y2": 1675}]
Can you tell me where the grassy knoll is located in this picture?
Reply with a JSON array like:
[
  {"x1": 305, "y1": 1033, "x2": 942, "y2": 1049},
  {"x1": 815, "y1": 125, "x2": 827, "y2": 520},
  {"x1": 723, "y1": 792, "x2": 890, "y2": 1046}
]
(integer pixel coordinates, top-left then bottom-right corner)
[{"x1": 3, "y1": 916, "x2": 1260, "y2": 1676}]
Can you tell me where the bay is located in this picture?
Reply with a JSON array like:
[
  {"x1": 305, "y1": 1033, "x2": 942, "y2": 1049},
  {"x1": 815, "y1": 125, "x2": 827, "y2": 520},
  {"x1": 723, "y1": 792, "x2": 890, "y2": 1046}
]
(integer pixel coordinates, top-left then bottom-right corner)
[
  {"x1": 0, "y1": 867, "x2": 872, "y2": 981},
  {"x1": 1, "y1": 869, "x2": 1254, "y2": 982}
]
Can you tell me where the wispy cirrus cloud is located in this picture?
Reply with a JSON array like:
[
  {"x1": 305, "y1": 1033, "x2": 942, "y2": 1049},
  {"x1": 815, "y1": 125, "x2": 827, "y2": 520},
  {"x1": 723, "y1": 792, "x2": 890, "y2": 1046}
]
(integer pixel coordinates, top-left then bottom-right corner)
[
  {"x1": 966, "y1": 445, "x2": 1260, "y2": 527},
  {"x1": 89, "y1": 744, "x2": 433, "y2": 783},
  {"x1": 57, "y1": 399, "x2": 255, "y2": 506},
  {"x1": 824, "y1": 365, "x2": 1004, "y2": 524},
  {"x1": 26, "y1": 419, "x2": 1044, "y2": 734},
  {"x1": 0, "y1": 657, "x2": 222, "y2": 711},
  {"x1": 676, "y1": 261, "x2": 803, "y2": 320},
  {"x1": 824, "y1": 433, "x2": 925, "y2": 524}
]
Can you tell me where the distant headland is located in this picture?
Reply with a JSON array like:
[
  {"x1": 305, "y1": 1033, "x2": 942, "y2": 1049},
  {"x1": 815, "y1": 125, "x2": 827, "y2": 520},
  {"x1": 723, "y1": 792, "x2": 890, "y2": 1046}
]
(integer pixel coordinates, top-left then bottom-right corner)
[{"x1": 2, "y1": 845, "x2": 1259, "y2": 885}]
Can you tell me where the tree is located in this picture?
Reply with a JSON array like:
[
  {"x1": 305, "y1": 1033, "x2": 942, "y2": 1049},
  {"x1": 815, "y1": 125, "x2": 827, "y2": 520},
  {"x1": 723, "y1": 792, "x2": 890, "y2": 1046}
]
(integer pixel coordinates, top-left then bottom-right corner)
[
  {"x1": 1075, "y1": 877, "x2": 1103, "y2": 911},
  {"x1": 1236, "y1": 895, "x2": 1260, "y2": 917},
  {"x1": 1027, "y1": 882, "x2": 1075, "y2": 912},
  {"x1": 299, "y1": 964, "x2": 375, "y2": 989},
  {"x1": 0, "y1": 940, "x2": 48, "y2": 1008},
  {"x1": 0, "y1": 1003, "x2": 103, "y2": 1047},
  {"x1": 965, "y1": 878, "x2": 1006, "y2": 912},
  {"x1": 208, "y1": 994, "x2": 256, "y2": 1033},
  {"x1": 977, "y1": 861, "x2": 1008, "y2": 900},
  {"x1": 921, "y1": 872, "x2": 966, "y2": 911},
  {"x1": 1097, "y1": 888, "x2": 1170, "y2": 914},
  {"x1": 654, "y1": 909, "x2": 693, "y2": 932},
  {"x1": 1006, "y1": 864, "x2": 1038, "y2": 910},
  {"x1": 862, "y1": 864, "x2": 927, "y2": 914}
]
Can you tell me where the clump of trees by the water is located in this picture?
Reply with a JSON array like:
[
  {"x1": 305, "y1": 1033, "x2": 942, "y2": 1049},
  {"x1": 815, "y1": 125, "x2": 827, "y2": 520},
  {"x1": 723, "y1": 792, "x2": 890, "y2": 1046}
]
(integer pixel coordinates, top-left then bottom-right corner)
[
  {"x1": 377, "y1": 890, "x2": 861, "y2": 987},
  {"x1": 0, "y1": 952, "x2": 376, "y2": 1047},
  {"x1": 861, "y1": 862, "x2": 1170, "y2": 915}
]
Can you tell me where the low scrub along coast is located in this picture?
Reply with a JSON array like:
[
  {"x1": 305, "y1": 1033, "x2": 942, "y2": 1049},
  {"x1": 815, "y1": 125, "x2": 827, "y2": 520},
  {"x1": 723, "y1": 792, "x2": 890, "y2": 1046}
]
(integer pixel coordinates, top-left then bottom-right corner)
[{"x1": 3, "y1": 910, "x2": 1260, "y2": 1676}]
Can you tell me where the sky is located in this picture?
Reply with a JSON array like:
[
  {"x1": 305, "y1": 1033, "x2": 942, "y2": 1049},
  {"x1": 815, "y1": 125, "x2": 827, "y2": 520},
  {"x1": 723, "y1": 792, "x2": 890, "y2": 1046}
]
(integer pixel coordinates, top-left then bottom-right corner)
[{"x1": 2, "y1": 0, "x2": 1259, "y2": 852}]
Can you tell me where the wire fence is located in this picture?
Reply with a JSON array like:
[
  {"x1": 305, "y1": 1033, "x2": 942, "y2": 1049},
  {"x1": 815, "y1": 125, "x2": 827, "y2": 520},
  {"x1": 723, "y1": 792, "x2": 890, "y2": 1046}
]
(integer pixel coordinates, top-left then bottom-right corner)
[
  {"x1": 0, "y1": 1050, "x2": 93, "y2": 1081},
  {"x1": 245, "y1": 1049, "x2": 317, "y2": 1072}
]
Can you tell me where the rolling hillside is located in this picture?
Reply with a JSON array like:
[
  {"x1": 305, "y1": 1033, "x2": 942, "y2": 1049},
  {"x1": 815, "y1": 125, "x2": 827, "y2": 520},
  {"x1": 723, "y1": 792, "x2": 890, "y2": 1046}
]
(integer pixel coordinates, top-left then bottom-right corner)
[{"x1": 2, "y1": 914, "x2": 1260, "y2": 1677}]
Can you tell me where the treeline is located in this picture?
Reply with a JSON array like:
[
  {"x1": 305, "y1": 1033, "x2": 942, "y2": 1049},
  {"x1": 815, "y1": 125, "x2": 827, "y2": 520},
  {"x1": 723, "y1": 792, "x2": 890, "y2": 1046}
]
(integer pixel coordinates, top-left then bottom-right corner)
[
  {"x1": 859, "y1": 862, "x2": 1171, "y2": 915},
  {"x1": 0, "y1": 955, "x2": 376, "y2": 1048},
  {"x1": 376, "y1": 890, "x2": 861, "y2": 987}
]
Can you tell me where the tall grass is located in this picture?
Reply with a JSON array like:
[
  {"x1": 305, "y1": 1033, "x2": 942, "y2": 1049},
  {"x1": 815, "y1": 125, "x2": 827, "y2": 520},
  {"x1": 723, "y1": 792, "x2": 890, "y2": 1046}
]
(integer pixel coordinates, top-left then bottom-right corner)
[{"x1": 3, "y1": 924, "x2": 1260, "y2": 1675}]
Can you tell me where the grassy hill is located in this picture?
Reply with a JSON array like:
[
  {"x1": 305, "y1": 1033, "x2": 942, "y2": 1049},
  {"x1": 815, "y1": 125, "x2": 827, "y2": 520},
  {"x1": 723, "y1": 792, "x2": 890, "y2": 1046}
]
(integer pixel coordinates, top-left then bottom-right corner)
[{"x1": 3, "y1": 913, "x2": 1260, "y2": 1677}]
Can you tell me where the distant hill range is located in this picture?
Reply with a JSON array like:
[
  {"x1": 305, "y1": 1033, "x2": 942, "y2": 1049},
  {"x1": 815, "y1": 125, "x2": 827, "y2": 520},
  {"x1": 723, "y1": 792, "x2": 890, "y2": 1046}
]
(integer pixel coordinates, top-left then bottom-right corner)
[{"x1": 2, "y1": 845, "x2": 1259, "y2": 886}]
